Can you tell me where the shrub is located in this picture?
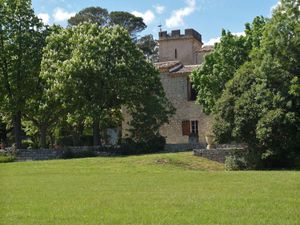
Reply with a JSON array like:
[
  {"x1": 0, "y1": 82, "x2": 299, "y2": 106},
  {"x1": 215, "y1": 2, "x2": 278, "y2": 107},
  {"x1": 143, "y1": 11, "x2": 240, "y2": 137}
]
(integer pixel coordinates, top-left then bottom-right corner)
[
  {"x1": 21, "y1": 139, "x2": 37, "y2": 149},
  {"x1": 61, "y1": 148, "x2": 97, "y2": 159},
  {"x1": 80, "y1": 135, "x2": 93, "y2": 146},
  {"x1": 119, "y1": 135, "x2": 166, "y2": 155},
  {"x1": 225, "y1": 155, "x2": 247, "y2": 171},
  {"x1": 0, "y1": 153, "x2": 16, "y2": 163},
  {"x1": 57, "y1": 136, "x2": 74, "y2": 147}
]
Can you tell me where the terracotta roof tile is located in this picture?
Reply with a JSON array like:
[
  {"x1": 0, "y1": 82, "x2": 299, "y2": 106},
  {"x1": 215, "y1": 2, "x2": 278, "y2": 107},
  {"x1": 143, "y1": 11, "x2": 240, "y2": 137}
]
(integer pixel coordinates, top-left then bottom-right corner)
[{"x1": 170, "y1": 64, "x2": 200, "y2": 74}]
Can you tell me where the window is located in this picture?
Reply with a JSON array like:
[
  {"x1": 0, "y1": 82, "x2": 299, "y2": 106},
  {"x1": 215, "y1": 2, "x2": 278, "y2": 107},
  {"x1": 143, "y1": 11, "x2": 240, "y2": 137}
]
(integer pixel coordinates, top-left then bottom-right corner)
[
  {"x1": 175, "y1": 49, "x2": 177, "y2": 59},
  {"x1": 191, "y1": 120, "x2": 198, "y2": 134},
  {"x1": 182, "y1": 120, "x2": 190, "y2": 136},
  {"x1": 187, "y1": 78, "x2": 197, "y2": 101},
  {"x1": 182, "y1": 120, "x2": 198, "y2": 136}
]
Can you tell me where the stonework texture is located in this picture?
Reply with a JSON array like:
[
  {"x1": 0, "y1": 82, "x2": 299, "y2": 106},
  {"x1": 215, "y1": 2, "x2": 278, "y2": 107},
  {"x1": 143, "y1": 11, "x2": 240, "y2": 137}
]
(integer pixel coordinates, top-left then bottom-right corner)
[
  {"x1": 193, "y1": 148, "x2": 246, "y2": 163},
  {"x1": 159, "y1": 72, "x2": 213, "y2": 145},
  {"x1": 122, "y1": 28, "x2": 214, "y2": 147}
]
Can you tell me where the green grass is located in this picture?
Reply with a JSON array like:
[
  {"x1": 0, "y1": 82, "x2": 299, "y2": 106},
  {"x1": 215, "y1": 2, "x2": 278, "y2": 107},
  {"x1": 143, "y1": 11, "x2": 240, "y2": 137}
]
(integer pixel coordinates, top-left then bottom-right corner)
[{"x1": 0, "y1": 152, "x2": 299, "y2": 225}]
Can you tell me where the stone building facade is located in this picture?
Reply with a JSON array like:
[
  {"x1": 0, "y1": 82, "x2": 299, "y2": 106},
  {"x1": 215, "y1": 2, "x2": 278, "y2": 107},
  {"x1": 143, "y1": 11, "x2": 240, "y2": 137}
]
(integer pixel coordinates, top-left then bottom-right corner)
[
  {"x1": 122, "y1": 28, "x2": 213, "y2": 149},
  {"x1": 156, "y1": 29, "x2": 213, "y2": 147}
]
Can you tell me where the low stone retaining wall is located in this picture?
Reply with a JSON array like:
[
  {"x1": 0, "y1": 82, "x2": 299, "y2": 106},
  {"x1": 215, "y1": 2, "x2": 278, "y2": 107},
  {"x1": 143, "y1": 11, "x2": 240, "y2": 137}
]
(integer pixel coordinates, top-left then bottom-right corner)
[
  {"x1": 16, "y1": 149, "x2": 63, "y2": 161},
  {"x1": 164, "y1": 143, "x2": 205, "y2": 152},
  {"x1": 11, "y1": 146, "x2": 115, "y2": 161},
  {"x1": 193, "y1": 148, "x2": 246, "y2": 163}
]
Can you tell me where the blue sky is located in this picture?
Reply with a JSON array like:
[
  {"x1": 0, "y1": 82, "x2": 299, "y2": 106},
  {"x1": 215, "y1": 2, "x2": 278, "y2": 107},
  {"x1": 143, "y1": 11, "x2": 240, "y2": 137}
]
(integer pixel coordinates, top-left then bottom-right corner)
[{"x1": 32, "y1": 0, "x2": 279, "y2": 45}]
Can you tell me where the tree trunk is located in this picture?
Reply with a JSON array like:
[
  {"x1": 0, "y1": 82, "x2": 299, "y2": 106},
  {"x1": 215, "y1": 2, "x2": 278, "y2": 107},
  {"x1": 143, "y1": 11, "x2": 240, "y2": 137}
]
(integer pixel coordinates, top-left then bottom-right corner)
[
  {"x1": 40, "y1": 126, "x2": 47, "y2": 148},
  {"x1": 92, "y1": 119, "x2": 101, "y2": 146},
  {"x1": 12, "y1": 111, "x2": 22, "y2": 149}
]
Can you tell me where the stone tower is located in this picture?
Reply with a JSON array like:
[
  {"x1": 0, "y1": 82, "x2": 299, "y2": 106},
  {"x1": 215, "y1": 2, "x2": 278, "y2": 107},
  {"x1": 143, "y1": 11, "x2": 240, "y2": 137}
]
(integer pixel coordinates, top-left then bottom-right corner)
[{"x1": 158, "y1": 29, "x2": 203, "y2": 65}]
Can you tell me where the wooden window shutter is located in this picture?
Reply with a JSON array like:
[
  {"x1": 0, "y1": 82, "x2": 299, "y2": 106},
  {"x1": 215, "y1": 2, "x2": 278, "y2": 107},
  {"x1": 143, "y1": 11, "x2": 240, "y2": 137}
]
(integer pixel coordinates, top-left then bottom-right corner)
[{"x1": 182, "y1": 120, "x2": 190, "y2": 136}]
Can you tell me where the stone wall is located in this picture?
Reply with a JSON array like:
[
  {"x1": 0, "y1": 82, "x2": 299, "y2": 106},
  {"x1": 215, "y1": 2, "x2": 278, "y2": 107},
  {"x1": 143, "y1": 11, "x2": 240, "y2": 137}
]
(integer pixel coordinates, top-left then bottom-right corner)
[
  {"x1": 159, "y1": 72, "x2": 213, "y2": 145},
  {"x1": 16, "y1": 149, "x2": 63, "y2": 161},
  {"x1": 164, "y1": 143, "x2": 204, "y2": 152},
  {"x1": 13, "y1": 146, "x2": 113, "y2": 161},
  {"x1": 158, "y1": 29, "x2": 203, "y2": 65},
  {"x1": 193, "y1": 148, "x2": 246, "y2": 163}
]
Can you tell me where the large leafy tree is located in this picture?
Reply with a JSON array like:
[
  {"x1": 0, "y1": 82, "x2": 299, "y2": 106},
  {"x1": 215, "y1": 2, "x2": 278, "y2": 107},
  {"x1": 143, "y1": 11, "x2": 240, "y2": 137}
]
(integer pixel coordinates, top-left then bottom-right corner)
[
  {"x1": 41, "y1": 23, "x2": 173, "y2": 146},
  {"x1": 0, "y1": 0, "x2": 45, "y2": 148},
  {"x1": 68, "y1": 7, "x2": 154, "y2": 60},
  {"x1": 68, "y1": 7, "x2": 109, "y2": 27},
  {"x1": 68, "y1": 8, "x2": 146, "y2": 38},
  {"x1": 190, "y1": 16, "x2": 266, "y2": 114},
  {"x1": 0, "y1": 117, "x2": 8, "y2": 144},
  {"x1": 109, "y1": 11, "x2": 146, "y2": 38},
  {"x1": 213, "y1": 0, "x2": 300, "y2": 168},
  {"x1": 21, "y1": 25, "x2": 63, "y2": 148},
  {"x1": 137, "y1": 34, "x2": 159, "y2": 62}
]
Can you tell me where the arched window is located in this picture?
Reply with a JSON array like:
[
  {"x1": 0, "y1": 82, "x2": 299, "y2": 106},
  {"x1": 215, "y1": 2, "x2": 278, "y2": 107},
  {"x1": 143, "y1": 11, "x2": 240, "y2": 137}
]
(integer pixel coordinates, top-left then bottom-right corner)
[{"x1": 175, "y1": 49, "x2": 177, "y2": 59}]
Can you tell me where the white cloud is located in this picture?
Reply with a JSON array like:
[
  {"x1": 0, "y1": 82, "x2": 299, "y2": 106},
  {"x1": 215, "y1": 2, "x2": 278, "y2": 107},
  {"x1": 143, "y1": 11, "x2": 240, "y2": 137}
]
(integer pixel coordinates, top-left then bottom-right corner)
[
  {"x1": 132, "y1": 10, "x2": 155, "y2": 25},
  {"x1": 204, "y1": 37, "x2": 220, "y2": 46},
  {"x1": 165, "y1": 0, "x2": 196, "y2": 28},
  {"x1": 154, "y1": 4, "x2": 165, "y2": 14},
  {"x1": 232, "y1": 31, "x2": 245, "y2": 36},
  {"x1": 270, "y1": 1, "x2": 281, "y2": 15},
  {"x1": 204, "y1": 32, "x2": 245, "y2": 46},
  {"x1": 38, "y1": 13, "x2": 50, "y2": 24},
  {"x1": 53, "y1": 8, "x2": 75, "y2": 22}
]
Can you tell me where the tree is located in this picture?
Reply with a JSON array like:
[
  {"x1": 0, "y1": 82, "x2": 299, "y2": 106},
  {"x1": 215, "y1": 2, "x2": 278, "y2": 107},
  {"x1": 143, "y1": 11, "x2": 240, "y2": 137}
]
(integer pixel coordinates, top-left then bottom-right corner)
[
  {"x1": 0, "y1": 117, "x2": 8, "y2": 144},
  {"x1": 0, "y1": 0, "x2": 45, "y2": 148},
  {"x1": 68, "y1": 7, "x2": 109, "y2": 27},
  {"x1": 190, "y1": 16, "x2": 266, "y2": 114},
  {"x1": 128, "y1": 79, "x2": 175, "y2": 143},
  {"x1": 137, "y1": 34, "x2": 159, "y2": 62},
  {"x1": 20, "y1": 25, "x2": 63, "y2": 148},
  {"x1": 68, "y1": 8, "x2": 146, "y2": 38},
  {"x1": 213, "y1": 0, "x2": 300, "y2": 168},
  {"x1": 109, "y1": 11, "x2": 146, "y2": 38},
  {"x1": 41, "y1": 23, "x2": 172, "y2": 146}
]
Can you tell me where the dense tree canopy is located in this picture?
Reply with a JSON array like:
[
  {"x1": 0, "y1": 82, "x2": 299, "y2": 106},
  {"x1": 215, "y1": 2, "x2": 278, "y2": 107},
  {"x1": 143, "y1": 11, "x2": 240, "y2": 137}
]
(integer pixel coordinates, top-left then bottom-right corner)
[
  {"x1": 190, "y1": 16, "x2": 266, "y2": 114},
  {"x1": 0, "y1": 0, "x2": 46, "y2": 148},
  {"x1": 41, "y1": 23, "x2": 173, "y2": 146},
  {"x1": 68, "y1": 7, "x2": 109, "y2": 27},
  {"x1": 213, "y1": 0, "x2": 300, "y2": 168},
  {"x1": 136, "y1": 34, "x2": 159, "y2": 62},
  {"x1": 68, "y1": 8, "x2": 146, "y2": 38},
  {"x1": 68, "y1": 7, "x2": 159, "y2": 62}
]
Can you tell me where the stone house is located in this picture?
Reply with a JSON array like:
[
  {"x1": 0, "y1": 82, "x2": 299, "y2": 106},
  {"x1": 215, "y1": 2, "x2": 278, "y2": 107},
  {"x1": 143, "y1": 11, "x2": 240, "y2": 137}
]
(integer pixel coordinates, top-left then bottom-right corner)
[{"x1": 122, "y1": 28, "x2": 213, "y2": 150}]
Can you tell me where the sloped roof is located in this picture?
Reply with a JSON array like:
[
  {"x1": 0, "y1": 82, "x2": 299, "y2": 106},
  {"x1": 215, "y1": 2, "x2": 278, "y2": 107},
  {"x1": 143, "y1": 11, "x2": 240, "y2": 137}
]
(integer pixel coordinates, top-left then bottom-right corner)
[
  {"x1": 170, "y1": 64, "x2": 199, "y2": 74},
  {"x1": 196, "y1": 45, "x2": 214, "y2": 52},
  {"x1": 154, "y1": 61, "x2": 181, "y2": 72},
  {"x1": 154, "y1": 61, "x2": 199, "y2": 75}
]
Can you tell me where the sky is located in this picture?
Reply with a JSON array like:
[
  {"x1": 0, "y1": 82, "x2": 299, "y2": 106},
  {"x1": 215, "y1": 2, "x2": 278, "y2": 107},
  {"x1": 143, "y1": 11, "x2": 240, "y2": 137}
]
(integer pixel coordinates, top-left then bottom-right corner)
[{"x1": 32, "y1": 0, "x2": 279, "y2": 45}]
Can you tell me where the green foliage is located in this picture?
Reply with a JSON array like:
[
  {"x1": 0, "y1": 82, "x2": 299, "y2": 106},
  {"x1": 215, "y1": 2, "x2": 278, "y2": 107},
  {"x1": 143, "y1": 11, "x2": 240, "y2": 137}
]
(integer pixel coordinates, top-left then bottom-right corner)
[
  {"x1": 136, "y1": 34, "x2": 158, "y2": 62},
  {"x1": 21, "y1": 139, "x2": 36, "y2": 149},
  {"x1": 213, "y1": 0, "x2": 300, "y2": 168},
  {"x1": 225, "y1": 155, "x2": 247, "y2": 171},
  {"x1": 0, "y1": 118, "x2": 8, "y2": 144},
  {"x1": 109, "y1": 11, "x2": 146, "y2": 37},
  {"x1": 120, "y1": 136, "x2": 166, "y2": 155},
  {"x1": 41, "y1": 23, "x2": 173, "y2": 146},
  {"x1": 191, "y1": 16, "x2": 267, "y2": 114},
  {"x1": 127, "y1": 67, "x2": 175, "y2": 143},
  {"x1": 0, "y1": 152, "x2": 15, "y2": 163},
  {"x1": 68, "y1": 7, "x2": 109, "y2": 27},
  {"x1": 68, "y1": 8, "x2": 146, "y2": 38},
  {"x1": 0, "y1": 0, "x2": 46, "y2": 147},
  {"x1": 61, "y1": 148, "x2": 97, "y2": 159}
]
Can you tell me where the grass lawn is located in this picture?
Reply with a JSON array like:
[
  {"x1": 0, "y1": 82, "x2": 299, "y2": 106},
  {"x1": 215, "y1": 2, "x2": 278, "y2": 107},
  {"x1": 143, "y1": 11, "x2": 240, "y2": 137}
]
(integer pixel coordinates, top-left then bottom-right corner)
[{"x1": 0, "y1": 152, "x2": 299, "y2": 225}]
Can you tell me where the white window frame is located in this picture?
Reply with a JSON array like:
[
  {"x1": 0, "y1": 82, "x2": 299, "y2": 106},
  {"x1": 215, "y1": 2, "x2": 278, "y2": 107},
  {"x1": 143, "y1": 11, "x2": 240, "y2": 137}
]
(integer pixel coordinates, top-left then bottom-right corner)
[{"x1": 191, "y1": 120, "x2": 198, "y2": 134}]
